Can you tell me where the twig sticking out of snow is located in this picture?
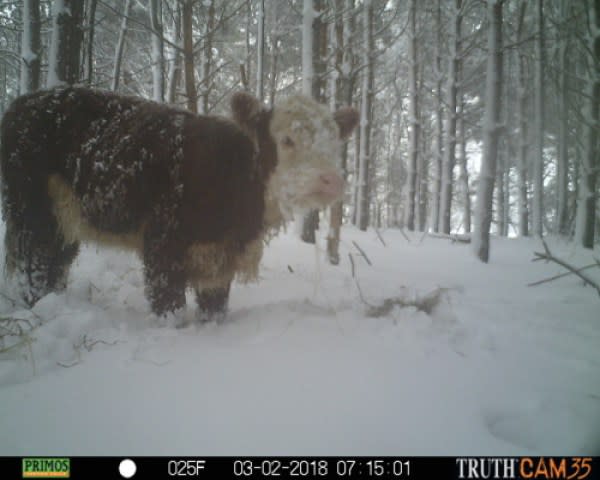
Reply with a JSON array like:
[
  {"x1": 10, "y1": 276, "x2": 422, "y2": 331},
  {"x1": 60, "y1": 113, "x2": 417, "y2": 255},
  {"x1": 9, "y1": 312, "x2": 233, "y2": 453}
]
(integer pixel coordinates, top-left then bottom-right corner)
[
  {"x1": 57, "y1": 334, "x2": 119, "y2": 368},
  {"x1": 399, "y1": 228, "x2": 411, "y2": 243},
  {"x1": 365, "y1": 288, "x2": 448, "y2": 317},
  {"x1": 351, "y1": 240, "x2": 372, "y2": 266},
  {"x1": 348, "y1": 253, "x2": 373, "y2": 307},
  {"x1": 532, "y1": 240, "x2": 600, "y2": 297},
  {"x1": 374, "y1": 228, "x2": 387, "y2": 247}
]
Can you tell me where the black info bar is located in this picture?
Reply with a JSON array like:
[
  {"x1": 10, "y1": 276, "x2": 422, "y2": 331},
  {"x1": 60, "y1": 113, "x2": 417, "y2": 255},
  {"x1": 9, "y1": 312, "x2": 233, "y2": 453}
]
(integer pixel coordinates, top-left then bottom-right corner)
[{"x1": 2, "y1": 456, "x2": 599, "y2": 480}]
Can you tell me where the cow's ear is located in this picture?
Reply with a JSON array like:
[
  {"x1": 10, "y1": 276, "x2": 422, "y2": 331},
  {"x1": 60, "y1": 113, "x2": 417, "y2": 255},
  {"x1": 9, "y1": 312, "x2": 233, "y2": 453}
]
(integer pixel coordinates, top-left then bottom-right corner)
[
  {"x1": 334, "y1": 107, "x2": 359, "y2": 140},
  {"x1": 231, "y1": 92, "x2": 262, "y2": 131}
]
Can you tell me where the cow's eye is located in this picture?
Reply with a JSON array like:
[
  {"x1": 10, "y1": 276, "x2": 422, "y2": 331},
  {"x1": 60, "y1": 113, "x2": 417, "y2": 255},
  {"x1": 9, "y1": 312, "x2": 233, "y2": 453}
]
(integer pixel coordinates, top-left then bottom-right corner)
[{"x1": 282, "y1": 136, "x2": 295, "y2": 148}]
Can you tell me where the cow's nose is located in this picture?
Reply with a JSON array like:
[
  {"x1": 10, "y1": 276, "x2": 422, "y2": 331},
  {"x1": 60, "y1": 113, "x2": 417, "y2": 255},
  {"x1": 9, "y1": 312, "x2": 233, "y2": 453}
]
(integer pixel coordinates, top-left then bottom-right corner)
[{"x1": 319, "y1": 172, "x2": 345, "y2": 197}]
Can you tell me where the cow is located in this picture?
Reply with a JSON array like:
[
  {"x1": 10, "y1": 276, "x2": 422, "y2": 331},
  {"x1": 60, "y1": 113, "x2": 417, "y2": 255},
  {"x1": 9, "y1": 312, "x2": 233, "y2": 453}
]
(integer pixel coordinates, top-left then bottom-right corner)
[{"x1": 0, "y1": 87, "x2": 358, "y2": 322}]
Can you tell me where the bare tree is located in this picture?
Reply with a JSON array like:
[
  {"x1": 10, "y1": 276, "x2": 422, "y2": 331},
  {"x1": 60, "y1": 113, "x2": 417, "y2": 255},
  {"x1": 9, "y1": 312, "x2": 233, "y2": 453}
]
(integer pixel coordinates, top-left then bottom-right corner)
[
  {"x1": 440, "y1": 0, "x2": 462, "y2": 234},
  {"x1": 256, "y1": 0, "x2": 265, "y2": 101},
  {"x1": 20, "y1": 0, "x2": 41, "y2": 94},
  {"x1": 83, "y1": 0, "x2": 98, "y2": 85},
  {"x1": 514, "y1": 0, "x2": 529, "y2": 237},
  {"x1": 430, "y1": 0, "x2": 443, "y2": 233},
  {"x1": 112, "y1": 0, "x2": 132, "y2": 92},
  {"x1": 574, "y1": 0, "x2": 599, "y2": 249},
  {"x1": 356, "y1": 0, "x2": 374, "y2": 231},
  {"x1": 150, "y1": 0, "x2": 165, "y2": 102},
  {"x1": 301, "y1": 0, "x2": 328, "y2": 243},
  {"x1": 405, "y1": 0, "x2": 419, "y2": 231},
  {"x1": 473, "y1": 0, "x2": 503, "y2": 262},
  {"x1": 47, "y1": 0, "x2": 84, "y2": 87},
  {"x1": 182, "y1": 0, "x2": 197, "y2": 112},
  {"x1": 532, "y1": 0, "x2": 545, "y2": 237}
]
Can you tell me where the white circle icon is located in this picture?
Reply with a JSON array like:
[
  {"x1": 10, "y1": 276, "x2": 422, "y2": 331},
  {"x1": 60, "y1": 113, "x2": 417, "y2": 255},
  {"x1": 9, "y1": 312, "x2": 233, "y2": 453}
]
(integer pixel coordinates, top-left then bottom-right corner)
[{"x1": 119, "y1": 459, "x2": 137, "y2": 478}]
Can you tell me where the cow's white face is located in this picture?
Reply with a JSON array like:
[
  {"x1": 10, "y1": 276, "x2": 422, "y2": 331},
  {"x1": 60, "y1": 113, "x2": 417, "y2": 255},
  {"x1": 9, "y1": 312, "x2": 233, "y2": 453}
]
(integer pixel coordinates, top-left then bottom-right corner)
[
  {"x1": 230, "y1": 92, "x2": 359, "y2": 218},
  {"x1": 269, "y1": 96, "x2": 347, "y2": 212}
]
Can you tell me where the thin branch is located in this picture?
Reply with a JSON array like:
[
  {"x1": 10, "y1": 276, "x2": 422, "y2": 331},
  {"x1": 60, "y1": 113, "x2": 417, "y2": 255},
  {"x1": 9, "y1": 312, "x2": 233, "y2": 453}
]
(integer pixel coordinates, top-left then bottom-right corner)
[
  {"x1": 528, "y1": 262, "x2": 600, "y2": 287},
  {"x1": 532, "y1": 240, "x2": 600, "y2": 297},
  {"x1": 351, "y1": 240, "x2": 372, "y2": 266}
]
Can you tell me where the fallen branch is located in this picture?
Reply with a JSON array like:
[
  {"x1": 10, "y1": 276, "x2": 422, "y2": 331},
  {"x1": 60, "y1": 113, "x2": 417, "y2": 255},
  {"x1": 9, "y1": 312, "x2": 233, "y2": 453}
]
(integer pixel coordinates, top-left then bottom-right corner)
[
  {"x1": 528, "y1": 262, "x2": 599, "y2": 287},
  {"x1": 532, "y1": 240, "x2": 600, "y2": 297},
  {"x1": 427, "y1": 232, "x2": 471, "y2": 243}
]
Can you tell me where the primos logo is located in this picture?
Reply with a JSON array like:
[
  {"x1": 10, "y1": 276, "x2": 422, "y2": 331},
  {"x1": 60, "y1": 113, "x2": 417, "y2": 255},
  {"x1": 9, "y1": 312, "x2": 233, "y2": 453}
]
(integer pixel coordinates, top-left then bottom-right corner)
[{"x1": 22, "y1": 458, "x2": 70, "y2": 478}]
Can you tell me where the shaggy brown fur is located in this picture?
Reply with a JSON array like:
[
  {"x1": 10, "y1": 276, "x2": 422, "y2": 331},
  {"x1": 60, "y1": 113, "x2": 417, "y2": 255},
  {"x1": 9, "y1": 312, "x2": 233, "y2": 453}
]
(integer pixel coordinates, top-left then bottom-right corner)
[{"x1": 0, "y1": 87, "x2": 357, "y2": 321}]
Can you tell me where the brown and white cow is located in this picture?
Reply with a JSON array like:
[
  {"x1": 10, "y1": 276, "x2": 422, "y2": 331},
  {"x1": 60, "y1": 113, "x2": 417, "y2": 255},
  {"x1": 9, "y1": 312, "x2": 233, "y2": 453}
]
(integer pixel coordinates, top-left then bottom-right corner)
[{"x1": 0, "y1": 87, "x2": 358, "y2": 321}]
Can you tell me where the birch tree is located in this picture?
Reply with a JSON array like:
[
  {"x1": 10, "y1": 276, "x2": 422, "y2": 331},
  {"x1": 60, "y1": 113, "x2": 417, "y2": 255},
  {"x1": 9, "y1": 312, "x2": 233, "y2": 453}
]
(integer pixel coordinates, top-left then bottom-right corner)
[
  {"x1": 20, "y1": 0, "x2": 41, "y2": 94},
  {"x1": 166, "y1": 2, "x2": 182, "y2": 104},
  {"x1": 473, "y1": 0, "x2": 503, "y2": 262}
]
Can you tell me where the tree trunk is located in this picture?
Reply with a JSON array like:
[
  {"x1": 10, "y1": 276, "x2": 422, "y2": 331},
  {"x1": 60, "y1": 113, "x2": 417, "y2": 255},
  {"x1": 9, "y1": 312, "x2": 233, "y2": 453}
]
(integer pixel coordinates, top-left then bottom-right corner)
[
  {"x1": 356, "y1": 0, "x2": 373, "y2": 231},
  {"x1": 20, "y1": 0, "x2": 41, "y2": 94},
  {"x1": 200, "y1": 0, "x2": 215, "y2": 113},
  {"x1": 556, "y1": 0, "x2": 570, "y2": 236},
  {"x1": 150, "y1": 0, "x2": 164, "y2": 102},
  {"x1": 440, "y1": 0, "x2": 462, "y2": 234},
  {"x1": 256, "y1": 0, "x2": 265, "y2": 101},
  {"x1": 326, "y1": 0, "x2": 355, "y2": 264},
  {"x1": 532, "y1": 0, "x2": 545, "y2": 236},
  {"x1": 496, "y1": 143, "x2": 506, "y2": 235},
  {"x1": 405, "y1": 0, "x2": 419, "y2": 231},
  {"x1": 182, "y1": 0, "x2": 197, "y2": 113},
  {"x1": 301, "y1": 0, "x2": 328, "y2": 243},
  {"x1": 166, "y1": 3, "x2": 182, "y2": 104},
  {"x1": 473, "y1": 0, "x2": 503, "y2": 263},
  {"x1": 47, "y1": 0, "x2": 84, "y2": 87},
  {"x1": 574, "y1": 0, "x2": 599, "y2": 248},
  {"x1": 457, "y1": 94, "x2": 470, "y2": 232},
  {"x1": 515, "y1": 1, "x2": 529, "y2": 237},
  {"x1": 431, "y1": 0, "x2": 443, "y2": 233},
  {"x1": 268, "y1": 0, "x2": 279, "y2": 108},
  {"x1": 84, "y1": 0, "x2": 97, "y2": 85},
  {"x1": 111, "y1": 0, "x2": 132, "y2": 92}
]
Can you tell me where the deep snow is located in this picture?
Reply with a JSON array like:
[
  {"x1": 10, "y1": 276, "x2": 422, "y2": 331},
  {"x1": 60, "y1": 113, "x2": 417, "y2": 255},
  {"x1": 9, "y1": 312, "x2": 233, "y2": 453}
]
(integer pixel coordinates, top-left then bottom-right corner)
[{"x1": 0, "y1": 226, "x2": 598, "y2": 455}]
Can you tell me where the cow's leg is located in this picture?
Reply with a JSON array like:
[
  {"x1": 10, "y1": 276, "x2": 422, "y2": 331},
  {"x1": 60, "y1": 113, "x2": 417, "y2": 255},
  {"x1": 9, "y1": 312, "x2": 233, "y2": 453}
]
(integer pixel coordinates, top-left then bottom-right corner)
[
  {"x1": 4, "y1": 206, "x2": 79, "y2": 307},
  {"x1": 142, "y1": 214, "x2": 187, "y2": 317},
  {"x1": 196, "y1": 280, "x2": 231, "y2": 323}
]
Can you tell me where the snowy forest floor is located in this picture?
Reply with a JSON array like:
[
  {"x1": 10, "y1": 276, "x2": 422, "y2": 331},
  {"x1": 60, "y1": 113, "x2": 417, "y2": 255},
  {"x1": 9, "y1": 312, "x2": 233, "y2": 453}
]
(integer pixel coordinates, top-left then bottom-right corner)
[{"x1": 0, "y1": 225, "x2": 598, "y2": 455}]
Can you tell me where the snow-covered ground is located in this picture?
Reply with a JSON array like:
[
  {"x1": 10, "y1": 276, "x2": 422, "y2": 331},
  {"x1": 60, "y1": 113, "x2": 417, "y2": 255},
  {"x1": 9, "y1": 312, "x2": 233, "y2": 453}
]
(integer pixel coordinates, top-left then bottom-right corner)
[{"x1": 0, "y1": 226, "x2": 598, "y2": 455}]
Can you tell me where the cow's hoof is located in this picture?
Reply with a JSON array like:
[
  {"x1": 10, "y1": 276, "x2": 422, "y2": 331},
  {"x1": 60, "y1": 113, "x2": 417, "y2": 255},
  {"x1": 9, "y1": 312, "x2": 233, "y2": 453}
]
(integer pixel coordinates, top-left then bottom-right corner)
[{"x1": 197, "y1": 309, "x2": 227, "y2": 324}]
